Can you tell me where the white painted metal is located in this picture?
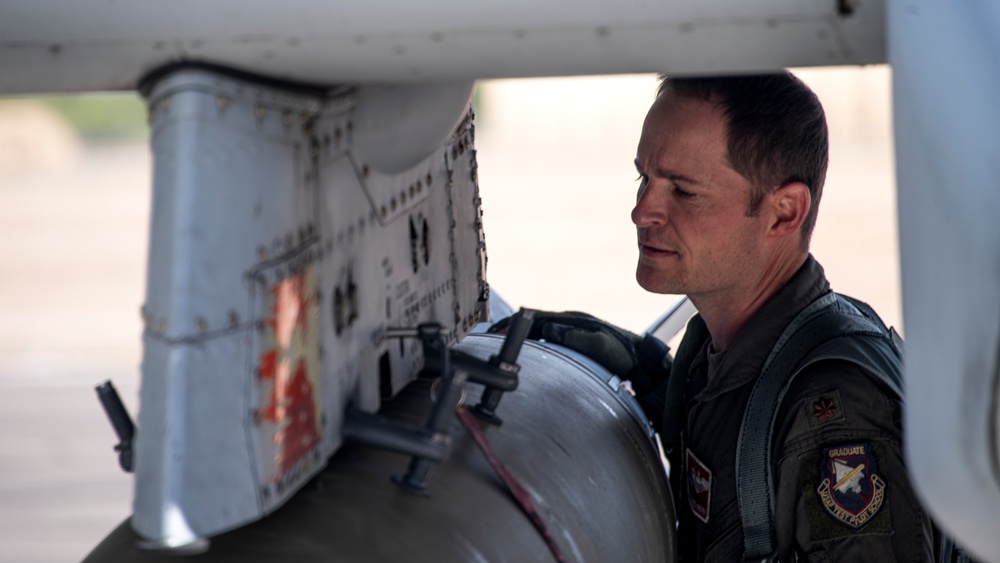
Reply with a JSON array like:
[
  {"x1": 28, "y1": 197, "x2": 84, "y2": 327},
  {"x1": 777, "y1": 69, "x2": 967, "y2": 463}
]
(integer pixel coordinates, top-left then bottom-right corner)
[
  {"x1": 0, "y1": 0, "x2": 883, "y2": 95},
  {"x1": 134, "y1": 69, "x2": 485, "y2": 546},
  {"x1": 647, "y1": 296, "x2": 697, "y2": 345},
  {"x1": 890, "y1": 2, "x2": 1000, "y2": 559}
]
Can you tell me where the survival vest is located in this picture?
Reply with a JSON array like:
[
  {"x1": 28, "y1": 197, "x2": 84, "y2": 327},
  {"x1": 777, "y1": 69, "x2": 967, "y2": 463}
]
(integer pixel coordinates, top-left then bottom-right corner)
[
  {"x1": 661, "y1": 291, "x2": 905, "y2": 562},
  {"x1": 736, "y1": 292, "x2": 903, "y2": 561}
]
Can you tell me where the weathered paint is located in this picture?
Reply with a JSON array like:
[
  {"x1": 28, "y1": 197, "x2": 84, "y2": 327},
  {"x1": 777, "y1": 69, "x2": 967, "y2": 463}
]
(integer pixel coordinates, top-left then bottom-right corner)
[{"x1": 257, "y1": 266, "x2": 322, "y2": 480}]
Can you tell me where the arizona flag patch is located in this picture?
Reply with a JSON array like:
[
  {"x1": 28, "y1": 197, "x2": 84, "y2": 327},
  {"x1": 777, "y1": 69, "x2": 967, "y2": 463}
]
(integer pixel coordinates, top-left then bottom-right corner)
[{"x1": 816, "y1": 443, "x2": 886, "y2": 530}]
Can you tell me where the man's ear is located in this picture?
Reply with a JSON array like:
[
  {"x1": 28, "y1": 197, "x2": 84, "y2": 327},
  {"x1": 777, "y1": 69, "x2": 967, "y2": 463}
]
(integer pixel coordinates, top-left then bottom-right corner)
[{"x1": 767, "y1": 182, "x2": 811, "y2": 239}]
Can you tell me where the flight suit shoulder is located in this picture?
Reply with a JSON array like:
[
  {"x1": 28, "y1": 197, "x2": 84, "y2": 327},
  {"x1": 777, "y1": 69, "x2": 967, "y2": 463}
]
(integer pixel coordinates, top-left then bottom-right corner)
[
  {"x1": 775, "y1": 359, "x2": 901, "y2": 458},
  {"x1": 770, "y1": 360, "x2": 933, "y2": 561}
]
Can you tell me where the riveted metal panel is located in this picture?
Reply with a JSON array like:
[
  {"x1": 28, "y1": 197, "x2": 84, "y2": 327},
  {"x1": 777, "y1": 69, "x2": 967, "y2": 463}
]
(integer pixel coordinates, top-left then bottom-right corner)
[{"x1": 134, "y1": 68, "x2": 482, "y2": 545}]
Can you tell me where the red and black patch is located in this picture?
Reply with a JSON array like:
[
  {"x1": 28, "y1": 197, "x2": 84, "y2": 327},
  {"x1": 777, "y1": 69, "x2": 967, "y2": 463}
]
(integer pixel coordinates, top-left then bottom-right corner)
[
  {"x1": 686, "y1": 448, "x2": 712, "y2": 524},
  {"x1": 816, "y1": 442, "x2": 886, "y2": 530}
]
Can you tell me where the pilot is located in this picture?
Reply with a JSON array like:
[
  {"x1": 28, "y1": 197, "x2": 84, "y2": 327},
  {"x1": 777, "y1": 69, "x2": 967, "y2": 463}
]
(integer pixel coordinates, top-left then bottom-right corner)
[{"x1": 630, "y1": 73, "x2": 933, "y2": 561}]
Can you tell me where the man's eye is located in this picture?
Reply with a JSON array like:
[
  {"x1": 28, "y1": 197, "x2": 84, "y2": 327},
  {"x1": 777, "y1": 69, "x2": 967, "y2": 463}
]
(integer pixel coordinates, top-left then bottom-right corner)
[{"x1": 675, "y1": 186, "x2": 695, "y2": 199}]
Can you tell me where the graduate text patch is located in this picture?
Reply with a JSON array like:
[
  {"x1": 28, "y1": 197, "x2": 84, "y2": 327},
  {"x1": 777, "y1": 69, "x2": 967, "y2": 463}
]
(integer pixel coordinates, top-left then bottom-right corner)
[{"x1": 816, "y1": 442, "x2": 886, "y2": 530}]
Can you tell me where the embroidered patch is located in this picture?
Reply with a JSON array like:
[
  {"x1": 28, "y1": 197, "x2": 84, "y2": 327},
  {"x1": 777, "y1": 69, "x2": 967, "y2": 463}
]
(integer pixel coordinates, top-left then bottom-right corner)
[
  {"x1": 805, "y1": 390, "x2": 844, "y2": 428},
  {"x1": 816, "y1": 443, "x2": 886, "y2": 530},
  {"x1": 686, "y1": 448, "x2": 712, "y2": 523}
]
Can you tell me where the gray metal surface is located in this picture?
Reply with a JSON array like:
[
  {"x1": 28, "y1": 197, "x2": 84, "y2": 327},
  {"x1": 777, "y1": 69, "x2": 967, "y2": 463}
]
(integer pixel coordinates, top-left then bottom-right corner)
[
  {"x1": 890, "y1": 2, "x2": 1000, "y2": 559},
  {"x1": 0, "y1": 0, "x2": 884, "y2": 94},
  {"x1": 646, "y1": 296, "x2": 696, "y2": 345},
  {"x1": 134, "y1": 68, "x2": 486, "y2": 546},
  {"x1": 83, "y1": 333, "x2": 675, "y2": 562}
]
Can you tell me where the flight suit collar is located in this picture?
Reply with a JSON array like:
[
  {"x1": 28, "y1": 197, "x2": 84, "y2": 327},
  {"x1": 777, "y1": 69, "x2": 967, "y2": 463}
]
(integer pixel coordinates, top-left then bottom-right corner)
[{"x1": 693, "y1": 254, "x2": 831, "y2": 403}]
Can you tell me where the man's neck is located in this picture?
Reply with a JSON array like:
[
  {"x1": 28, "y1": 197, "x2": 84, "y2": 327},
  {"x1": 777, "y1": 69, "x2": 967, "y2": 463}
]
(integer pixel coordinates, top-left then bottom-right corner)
[{"x1": 692, "y1": 252, "x2": 808, "y2": 352}]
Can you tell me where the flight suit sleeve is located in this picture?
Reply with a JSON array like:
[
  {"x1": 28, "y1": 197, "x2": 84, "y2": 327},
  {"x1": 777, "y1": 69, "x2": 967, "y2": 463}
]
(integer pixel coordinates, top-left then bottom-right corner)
[{"x1": 771, "y1": 360, "x2": 934, "y2": 562}]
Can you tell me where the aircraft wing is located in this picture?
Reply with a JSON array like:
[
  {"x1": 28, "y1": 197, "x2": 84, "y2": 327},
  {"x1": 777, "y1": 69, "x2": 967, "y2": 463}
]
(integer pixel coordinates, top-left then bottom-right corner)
[{"x1": 0, "y1": 0, "x2": 882, "y2": 94}]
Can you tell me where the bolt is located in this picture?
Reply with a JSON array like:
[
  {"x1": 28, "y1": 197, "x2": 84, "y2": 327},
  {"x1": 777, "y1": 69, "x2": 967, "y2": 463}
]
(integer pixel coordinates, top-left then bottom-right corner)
[
  {"x1": 362, "y1": 164, "x2": 370, "y2": 178},
  {"x1": 410, "y1": 184, "x2": 417, "y2": 198},
  {"x1": 426, "y1": 173, "x2": 433, "y2": 186},
  {"x1": 196, "y1": 317, "x2": 208, "y2": 334},
  {"x1": 390, "y1": 198, "x2": 397, "y2": 212},
  {"x1": 381, "y1": 205, "x2": 388, "y2": 219},
  {"x1": 401, "y1": 191, "x2": 407, "y2": 205}
]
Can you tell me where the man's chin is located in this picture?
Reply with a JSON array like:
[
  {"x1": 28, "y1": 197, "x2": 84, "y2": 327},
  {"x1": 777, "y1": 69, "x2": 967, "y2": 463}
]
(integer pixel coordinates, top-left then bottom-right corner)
[{"x1": 636, "y1": 269, "x2": 685, "y2": 295}]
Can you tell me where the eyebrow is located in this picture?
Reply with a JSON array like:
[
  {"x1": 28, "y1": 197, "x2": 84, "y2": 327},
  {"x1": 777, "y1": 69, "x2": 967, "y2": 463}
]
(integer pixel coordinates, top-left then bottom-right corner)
[{"x1": 634, "y1": 159, "x2": 699, "y2": 185}]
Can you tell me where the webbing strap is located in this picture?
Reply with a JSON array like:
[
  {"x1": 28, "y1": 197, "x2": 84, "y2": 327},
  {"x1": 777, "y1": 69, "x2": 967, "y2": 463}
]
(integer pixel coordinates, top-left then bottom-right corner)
[{"x1": 736, "y1": 293, "x2": 903, "y2": 560}]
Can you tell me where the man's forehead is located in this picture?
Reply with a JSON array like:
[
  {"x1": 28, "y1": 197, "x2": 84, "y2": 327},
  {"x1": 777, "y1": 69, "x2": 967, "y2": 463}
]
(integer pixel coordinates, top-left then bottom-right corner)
[
  {"x1": 640, "y1": 96, "x2": 728, "y2": 156},
  {"x1": 636, "y1": 93, "x2": 749, "y2": 188},
  {"x1": 646, "y1": 91, "x2": 727, "y2": 130}
]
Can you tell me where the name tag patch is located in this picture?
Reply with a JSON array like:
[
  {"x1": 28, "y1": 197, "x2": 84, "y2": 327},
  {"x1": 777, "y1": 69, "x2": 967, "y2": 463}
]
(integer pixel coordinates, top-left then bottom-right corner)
[
  {"x1": 686, "y1": 448, "x2": 712, "y2": 524},
  {"x1": 816, "y1": 442, "x2": 886, "y2": 530}
]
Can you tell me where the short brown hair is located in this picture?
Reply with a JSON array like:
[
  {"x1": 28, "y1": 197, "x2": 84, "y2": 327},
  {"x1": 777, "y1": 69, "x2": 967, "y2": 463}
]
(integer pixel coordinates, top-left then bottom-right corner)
[{"x1": 657, "y1": 73, "x2": 829, "y2": 247}]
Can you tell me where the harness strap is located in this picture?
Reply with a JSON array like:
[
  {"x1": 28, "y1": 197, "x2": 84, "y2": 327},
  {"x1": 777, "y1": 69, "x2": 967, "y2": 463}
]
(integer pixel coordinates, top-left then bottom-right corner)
[{"x1": 736, "y1": 293, "x2": 903, "y2": 560}]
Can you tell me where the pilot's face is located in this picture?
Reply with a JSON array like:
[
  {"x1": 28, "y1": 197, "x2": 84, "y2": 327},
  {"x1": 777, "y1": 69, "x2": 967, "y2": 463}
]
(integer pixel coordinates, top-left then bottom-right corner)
[{"x1": 632, "y1": 92, "x2": 770, "y2": 299}]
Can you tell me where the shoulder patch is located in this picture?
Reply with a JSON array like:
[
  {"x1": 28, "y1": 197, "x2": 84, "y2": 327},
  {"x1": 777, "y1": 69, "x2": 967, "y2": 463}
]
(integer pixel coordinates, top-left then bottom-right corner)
[
  {"x1": 805, "y1": 390, "x2": 844, "y2": 428},
  {"x1": 816, "y1": 442, "x2": 886, "y2": 530},
  {"x1": 686, "y1": 448, "x2": 712, "y2": 524}
]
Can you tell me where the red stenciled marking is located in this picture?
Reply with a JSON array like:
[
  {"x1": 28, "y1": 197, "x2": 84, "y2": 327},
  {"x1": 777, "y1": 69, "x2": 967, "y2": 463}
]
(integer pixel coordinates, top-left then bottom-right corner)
[{"x1": 258, "y1": 271, "x2": 320, "y2": 476}]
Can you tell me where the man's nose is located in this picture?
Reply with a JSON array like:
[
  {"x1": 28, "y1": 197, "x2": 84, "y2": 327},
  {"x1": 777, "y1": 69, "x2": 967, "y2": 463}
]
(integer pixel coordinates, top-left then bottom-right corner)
[{"x1": 631, "y1": 184, "x2": 666, "y2": 227}]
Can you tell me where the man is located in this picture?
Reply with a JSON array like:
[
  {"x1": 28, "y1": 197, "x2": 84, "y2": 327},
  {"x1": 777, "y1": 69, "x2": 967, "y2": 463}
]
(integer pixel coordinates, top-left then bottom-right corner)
[{"x1": 633, "y1": 73, "x2": 933, "y2": 561}]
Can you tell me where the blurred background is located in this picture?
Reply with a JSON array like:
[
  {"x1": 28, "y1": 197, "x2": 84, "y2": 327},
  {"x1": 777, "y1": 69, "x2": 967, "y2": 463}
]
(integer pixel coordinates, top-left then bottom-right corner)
[{"x1": 0, "y1": 66, "x2": 895, "y2": 562}]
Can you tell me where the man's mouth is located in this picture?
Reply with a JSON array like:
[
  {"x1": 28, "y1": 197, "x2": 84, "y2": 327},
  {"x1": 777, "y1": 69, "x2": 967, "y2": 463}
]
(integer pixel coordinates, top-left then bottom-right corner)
[{"x1": 638, "y1": 242, "x2": 678, "y2": 257}]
